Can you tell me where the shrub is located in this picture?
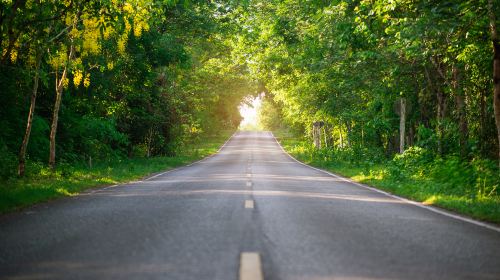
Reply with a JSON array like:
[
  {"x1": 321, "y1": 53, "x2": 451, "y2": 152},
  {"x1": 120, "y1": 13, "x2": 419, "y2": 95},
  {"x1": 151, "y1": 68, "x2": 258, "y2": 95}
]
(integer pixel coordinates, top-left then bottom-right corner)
[
  {"x1": 470, "y1": 158, "x2": 499, "y2": 198},
  {"x1": 429, "y1": 156, "x2": 475, "y2": 195},
  {"x1": 392, "y1": 146, "x2": 432, "y2": 173}
]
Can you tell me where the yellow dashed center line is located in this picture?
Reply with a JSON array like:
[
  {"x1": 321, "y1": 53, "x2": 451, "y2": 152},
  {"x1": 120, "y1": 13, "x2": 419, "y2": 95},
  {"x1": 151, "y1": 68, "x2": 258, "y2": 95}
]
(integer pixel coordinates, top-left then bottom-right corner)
[
  {"x1": 239, "y1": 252, "x2": 263, "y2": 280},
  {"x1": 245, "y1": 200, "x2": 254, "y2": 209}
]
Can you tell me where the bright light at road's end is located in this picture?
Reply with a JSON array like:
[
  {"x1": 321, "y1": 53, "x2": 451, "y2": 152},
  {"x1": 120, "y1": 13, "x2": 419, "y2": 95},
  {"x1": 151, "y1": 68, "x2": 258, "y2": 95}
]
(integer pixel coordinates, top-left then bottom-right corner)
[{"x1": 239, "y1": 95, "x2": 262, "y2": 130}]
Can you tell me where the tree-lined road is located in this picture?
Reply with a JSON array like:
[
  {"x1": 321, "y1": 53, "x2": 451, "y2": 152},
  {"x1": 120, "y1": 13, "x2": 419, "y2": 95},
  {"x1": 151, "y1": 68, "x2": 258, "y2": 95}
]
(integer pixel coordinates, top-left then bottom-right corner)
[{"x1": 1, "y1": 131, "x2": 500, "y2": 280}]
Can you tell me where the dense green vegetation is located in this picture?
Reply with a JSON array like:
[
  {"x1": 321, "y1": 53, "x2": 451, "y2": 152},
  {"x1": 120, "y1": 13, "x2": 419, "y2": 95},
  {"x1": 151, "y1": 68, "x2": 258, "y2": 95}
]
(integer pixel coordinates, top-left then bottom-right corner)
[
  {"x1": 0, "y1": 1, "x2": 249, "y2": 179},
  {"x1": 2, "y1": 1, "x2": 500, "y2": 220},
  {"x1": 248, "y1": 1, "x2": 500, "y2": 222},
  {"x1": 276, "y1": 131, "x2": 500, "y2": 223},
  {"x1": 0, "y1": 1, "x2": 249, "y2": 211},
  {"x1": 250, "y1": 1, "x2": 499, "y2": 163},
  {"x1": 0, "y1": 131, "x2": 232, "y2": 213}
]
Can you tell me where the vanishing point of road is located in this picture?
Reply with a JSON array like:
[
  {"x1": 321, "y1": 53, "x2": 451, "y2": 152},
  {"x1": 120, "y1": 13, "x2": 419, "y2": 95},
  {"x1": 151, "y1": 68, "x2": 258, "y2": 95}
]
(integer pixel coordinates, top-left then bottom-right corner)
[{"x1": 1, "y1": 131, "x2": 499, "y2": 280}]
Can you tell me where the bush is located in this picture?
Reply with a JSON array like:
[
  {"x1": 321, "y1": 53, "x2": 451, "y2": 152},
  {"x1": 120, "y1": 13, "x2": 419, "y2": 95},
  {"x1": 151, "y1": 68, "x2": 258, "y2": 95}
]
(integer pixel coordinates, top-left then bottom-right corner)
[
  {"x1": 470, "y1": 158, "x2": 499, "y2": 198},
  {"x1": 429, "y1": 156, "x2": 474, "y2": 195},
  {"x1": 415, "y1": 124, "x2": 437, "y2": 151},
  {"x1": 392, "y1": 146, "x2": 433, "y2": 174},
  {"x1": 72, "y1": 116, "x2": 129, "y2": 161}
]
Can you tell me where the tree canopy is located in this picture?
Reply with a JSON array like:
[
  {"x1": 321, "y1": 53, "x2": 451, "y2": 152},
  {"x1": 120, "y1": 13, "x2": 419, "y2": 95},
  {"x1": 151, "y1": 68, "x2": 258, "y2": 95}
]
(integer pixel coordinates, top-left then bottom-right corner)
[
  {"x1": 1, "y1": 0, "x2": 500, "y2": 179},
  {"x1": 1, "y1": 0, "x2": 252, "y2": 177},
  {"x1": 248, "y1": 0, "x2": 499, "y2": 163}
]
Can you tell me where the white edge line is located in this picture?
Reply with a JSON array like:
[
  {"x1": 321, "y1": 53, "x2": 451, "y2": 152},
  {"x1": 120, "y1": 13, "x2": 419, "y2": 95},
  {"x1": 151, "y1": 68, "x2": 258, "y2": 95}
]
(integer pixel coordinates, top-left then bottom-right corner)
[
  {"x1": 92, "y1": 132, "x2": 237, "y2": 193},
  {"x1": 271, "y1": 132, "x2": 500, "y2": 233},
  {"x1": 144, "y1": 131, "x2": 237, "y2": 181},
  {"x1": 102, "y1": 184, "x2": 118, "y2": 190}
]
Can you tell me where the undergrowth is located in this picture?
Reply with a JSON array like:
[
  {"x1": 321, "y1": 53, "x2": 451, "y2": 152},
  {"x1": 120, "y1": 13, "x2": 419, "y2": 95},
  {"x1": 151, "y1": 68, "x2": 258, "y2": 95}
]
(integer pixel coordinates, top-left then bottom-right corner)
[
  {"x1": 275, "y1": 132, "x2": 500, "y2": 224},
  {"x1": 0, "y1": 132, "x2": 233, "y2": 214}
]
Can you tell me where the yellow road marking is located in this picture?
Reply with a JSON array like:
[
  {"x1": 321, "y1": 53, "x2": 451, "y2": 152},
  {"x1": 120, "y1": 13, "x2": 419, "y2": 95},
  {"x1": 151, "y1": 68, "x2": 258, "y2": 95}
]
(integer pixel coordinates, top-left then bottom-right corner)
[
  {"x1": 245, "y1": 200, "x2": 254, "y2": 209},
  {"x1": 239, "y1": 252, "x2": 263, "y2": 280}
]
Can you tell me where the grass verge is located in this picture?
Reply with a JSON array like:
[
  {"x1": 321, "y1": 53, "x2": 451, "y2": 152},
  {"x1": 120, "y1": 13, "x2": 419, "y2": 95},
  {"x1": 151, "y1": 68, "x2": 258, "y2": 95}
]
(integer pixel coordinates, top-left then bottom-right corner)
[
  {"x1": 0, "y1": 131, "x2": 233, "y2": 214},
  {"x1": 274, "y1": 130, "x2": 500, "y2": 224}
]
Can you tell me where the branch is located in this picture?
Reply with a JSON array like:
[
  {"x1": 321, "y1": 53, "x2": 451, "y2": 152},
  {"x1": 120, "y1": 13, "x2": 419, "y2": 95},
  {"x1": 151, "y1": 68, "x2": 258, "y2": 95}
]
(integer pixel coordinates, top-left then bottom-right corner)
[{"x1": 429, "y1": 56, "x2": 452, "y2": 88}]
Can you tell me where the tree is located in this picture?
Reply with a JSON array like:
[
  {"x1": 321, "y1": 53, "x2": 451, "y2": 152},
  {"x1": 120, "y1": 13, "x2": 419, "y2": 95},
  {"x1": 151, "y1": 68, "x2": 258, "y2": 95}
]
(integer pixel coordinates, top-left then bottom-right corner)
[{"x1": 488, "y1": 0, "x2": 500, "y2": 167}]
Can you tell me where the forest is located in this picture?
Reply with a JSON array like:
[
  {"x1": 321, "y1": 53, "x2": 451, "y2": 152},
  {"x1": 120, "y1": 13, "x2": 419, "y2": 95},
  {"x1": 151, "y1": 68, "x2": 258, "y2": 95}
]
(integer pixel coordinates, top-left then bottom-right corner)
[
  {"x1": 1, "y1": 1, "x2": 500, "y2": 219},
  {"x1": 251, "y1": 0, "x2": 500, "y2": 221},
  {"x1": 0, "y1": 0, "x2": 249, "y2": 179}
]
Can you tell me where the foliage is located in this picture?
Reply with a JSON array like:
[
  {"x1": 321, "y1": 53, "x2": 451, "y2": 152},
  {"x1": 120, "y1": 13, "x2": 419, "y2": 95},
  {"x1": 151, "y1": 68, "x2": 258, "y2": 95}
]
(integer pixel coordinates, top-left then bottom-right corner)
[
  {"x1": 277, "y1": 133, "x2": 500, "y2": 223},
  {"x1": 233, "y1": 0, "x2": 500, "y2": 222},
  {"x1": 1, "y1": 0, "x2": 500, "y2": 222},
  {"x1": 0, "y1": 1, "x2": 250, "y2": 179},
  {"x1": 258, "y1": 94, "x2": 284, "y2": 130},
  {"x1": 234, "y1": 0, "x2": 498, "y2": 161},
  {"x1": 0, "y1": 131, "x2": 232, "y2": 213}
]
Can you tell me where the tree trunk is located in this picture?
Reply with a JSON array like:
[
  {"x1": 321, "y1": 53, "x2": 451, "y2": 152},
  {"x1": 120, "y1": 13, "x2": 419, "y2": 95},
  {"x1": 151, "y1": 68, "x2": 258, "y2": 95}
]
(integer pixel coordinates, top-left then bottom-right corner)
[
  {"x1": 361, "y1": 127, "x2": 364, "y2": 146},
  {"x1": 313, "y1": 124, "x2": 321, "y2": 149},
  {"x1": 453, "y1": 65, "x2": 468, "y2": 157},
  {"x1": 480, "y1": 86, "x2": 487, "y2": 155},
  {"x1": 318, "y1": 125, "x2": 322, "y2": 148},
  {"x1": 146, "y1": 127, "x2": 154, "y2": 157},
  {"x1": 312, "y1": 124, "x2": 316, "y2": 148},
  {"x1": 48, "y1": 66, "x2": 67, "y2": 169},
  {"x1": 339, "y1": 124, "x2": 344, "y2": 148},
  {"x1": 408, "y1": 124, "x2": 415, "y2": 147},
  {"x1": 399, "y1": 97, "x2": 406, "y2": 154},
  {"x1": 429, "y1": 57, "x2": 448, "y2": 155},
  {"x1": 345, "y1": 121, "x2": 351, "y2": 147},
  {"x1": 489, "y1": 0, "x2": 500, "y2": 167},
  {"x1": 18, "y1": 50, "x2": 42, "y2": 176},
  {"x1": 436, "y1": 86, "x2": 446, "y2": 156},
  {"x1": 49, "y1": 44, "x2": 73, "y2": 169},
  {"x1": 323, "y1": 126, "x2": 328, "y2": 148}
]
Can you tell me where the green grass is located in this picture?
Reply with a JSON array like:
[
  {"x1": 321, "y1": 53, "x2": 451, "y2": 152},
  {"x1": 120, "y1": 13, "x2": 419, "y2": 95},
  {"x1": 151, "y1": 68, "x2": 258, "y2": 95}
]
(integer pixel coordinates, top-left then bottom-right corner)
[
  {"x1": 0, "y1": 131, "x2": 233, "y2": 214},
  {"x1": 274, "y1": 130, "x2": 500, "y2": 224}
]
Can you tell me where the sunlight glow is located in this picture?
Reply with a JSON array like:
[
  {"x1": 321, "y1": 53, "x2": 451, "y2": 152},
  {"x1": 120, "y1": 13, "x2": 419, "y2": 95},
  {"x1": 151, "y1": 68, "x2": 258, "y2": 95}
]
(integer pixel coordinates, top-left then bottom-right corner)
[{"x1": 239, "y1": 95, "x2": 262, "y2": 130}]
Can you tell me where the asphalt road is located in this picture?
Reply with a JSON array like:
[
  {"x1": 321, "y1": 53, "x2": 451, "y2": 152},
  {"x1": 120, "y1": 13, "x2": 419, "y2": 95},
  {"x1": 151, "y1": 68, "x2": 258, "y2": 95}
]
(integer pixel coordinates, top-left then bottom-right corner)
[{"x1": 1, "y1": 131, "x2": 500, "y2": 280}]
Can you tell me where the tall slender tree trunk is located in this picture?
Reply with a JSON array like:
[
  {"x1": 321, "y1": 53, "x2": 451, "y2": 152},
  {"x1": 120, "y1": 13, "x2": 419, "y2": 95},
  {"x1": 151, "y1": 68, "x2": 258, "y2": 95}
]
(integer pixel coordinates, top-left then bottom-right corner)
[
  {"x1": 146, "y1": 127, "x2": 154, "y2": 157},
  {"x1": 429, "y1": 57, "x2": 448, "y2": 155},
  {"x1": 452, "y1": 65, "x2": 468, "y2": 157},
  {"x1": 312, "y1": 124, "x2": 316, "y2": 148},
  {"x1": 18, "y1": 50, "x2": 42, "y2": 176},
  {"x1": 48, "y1": 44, "x2": 73, "y2": 169},
  {"x1": 323, "y1": 126, "x2": 328, "y2": 148},
  {"x1": 408, "y1": 124, "x2": 415, "y2": 147},
  {"x1": 480, "y1": 87, "x2": 487, "y2": 155},
  {"x1": 436, "y1": 86, "x2": 446, "y2": 156},
  {"x1": 399, "y1": 97, "x2": 406, "y2": 154},
  {"x1": 488, "y1": 0, "x2": 500, "y2": 167},
  {"x1": 345, "y1": 121, "x2": 351, "y2": 147},
  {"x1": 339, "y1": 124, "x2": 344, "y2": 148},
  {"x1": 312, "y1": 123, "x2": 321, "y2": 149},
  {"x1": 49, "y1": 66, "x2": 67, "y2": 169},
  {"x1": 361, "y1": 127, "x2": 364, "y2": 146}
]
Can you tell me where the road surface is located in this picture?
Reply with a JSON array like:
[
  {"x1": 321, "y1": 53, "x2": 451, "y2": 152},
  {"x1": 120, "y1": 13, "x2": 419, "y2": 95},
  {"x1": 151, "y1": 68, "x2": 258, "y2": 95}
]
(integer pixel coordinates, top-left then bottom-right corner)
[{"x1": 1, "y1": 131, "x2": 500, "y2": 279}]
